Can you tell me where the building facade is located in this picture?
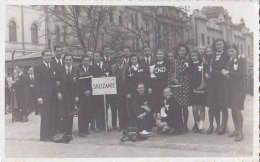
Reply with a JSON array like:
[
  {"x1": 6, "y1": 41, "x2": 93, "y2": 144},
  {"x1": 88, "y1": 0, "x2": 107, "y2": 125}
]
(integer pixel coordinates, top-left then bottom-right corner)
[{"x1": 5, "y1": 5, "x2": 47, "y2": 61}]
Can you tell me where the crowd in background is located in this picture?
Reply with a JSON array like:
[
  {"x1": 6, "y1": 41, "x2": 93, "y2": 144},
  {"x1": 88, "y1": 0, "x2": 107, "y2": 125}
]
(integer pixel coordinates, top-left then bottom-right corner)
[{"x1": 5, "y1": 38, "x2": 247, "y2": 143}]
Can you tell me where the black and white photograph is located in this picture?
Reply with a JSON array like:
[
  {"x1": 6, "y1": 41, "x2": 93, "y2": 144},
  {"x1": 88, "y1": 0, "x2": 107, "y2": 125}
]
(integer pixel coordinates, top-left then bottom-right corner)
[{"x1": 2, "y1": 0, "x2": 259, "y2": 161}]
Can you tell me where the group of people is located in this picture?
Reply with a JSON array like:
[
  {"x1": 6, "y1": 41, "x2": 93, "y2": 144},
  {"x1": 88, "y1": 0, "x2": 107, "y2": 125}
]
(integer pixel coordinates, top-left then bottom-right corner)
[{"x1": 7, "y1": 38, "x2": 247, "y2": 143}]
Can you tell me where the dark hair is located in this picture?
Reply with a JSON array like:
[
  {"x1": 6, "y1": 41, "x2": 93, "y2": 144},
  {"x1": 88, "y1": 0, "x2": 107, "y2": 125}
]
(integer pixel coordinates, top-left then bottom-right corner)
[
  {"x1": 156, "y1": 48, "x2": 164, "y2": 54},
  {"x1": 81, "y1": 55, "x2": 91, "y2": 61},
  {"x1": 129, "y1": 54, "x2": 140, "y2": 66},
  {"x1": 94, "y1": 50, "x2": 103, "y2": 57},
  {"x1": 189, "y1": 49, "x2": 202, "y2": 62},
  {"x1": 212, "y1": 38, "x2": 227, "y2": 52},
  {"x1": 54, "y1": 45, "x2": 62, "y2": 51},
  {"x1": 41, "y1": 49, "x2": 51, "y2": 57},
  {"x1": 16, "y1": 65, "x2": 23, "y2": 70},
  {"x1": 103, "y1": 46, "x2": 110, "y2": 50},
  {"x1": 175, "y1": 44, "x2": 190, "y2": 58},
  {"x1": 86, "y1": 50, "x2": 94, "y2": 54},
  {"x1": 123, "y1": 47, "x2": 131, "y2": 51},
  {"x1": 64, "y1": 53, "x2": 74, "y2": 60},
  {"x1": 143, "y1": 46, "x2": 151, "y2": 50},
  {"x1": 227, "y1": 44, "x2": 239, "y2": 55}
]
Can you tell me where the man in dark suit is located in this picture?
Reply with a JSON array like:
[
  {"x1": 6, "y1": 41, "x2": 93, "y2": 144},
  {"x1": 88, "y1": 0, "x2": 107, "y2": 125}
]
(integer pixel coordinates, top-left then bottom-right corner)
[
  {"x1": 92, "y1": 50, "x2": 111, "y2": 132},
  {"x1": 122, "y1": 47, "x2": 132, "y2": 64},
  {"x1": 140, "y1": 46, "x2": 154, "y2": 95},
  {"x1": 78, "y1": 55, "x2": 93, "y2": 137},
  {"x1": 12, "y1": 65, "x2": 29, "y2": 122},
  {"x1": 140, "y1": 46, "x2": 156, "y2": 66},
  {"x1": 34, "y1": 50, "x2": 56, "y2": 141},
  {"x1": 27, "y1": 67, "x2": 39, "y2": 115},
  {"x1": 111, "y1": 52, "x2": 129, "y2": 131},
  {"x1": 51, "y1": 45, "x2": 64, "y2": 135},
  {"x1": 58, "y1": 54, "x2": 79, "y2": 142},
  {"x1": 103, "y1": 46, "x2": 116, "y2": 65}
]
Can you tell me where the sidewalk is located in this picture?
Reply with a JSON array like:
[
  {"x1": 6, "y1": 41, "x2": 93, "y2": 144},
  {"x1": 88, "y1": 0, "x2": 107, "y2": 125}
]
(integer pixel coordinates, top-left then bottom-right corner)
[{"x1": 4, "y1": 95, "x2": 254, "y2": 157}]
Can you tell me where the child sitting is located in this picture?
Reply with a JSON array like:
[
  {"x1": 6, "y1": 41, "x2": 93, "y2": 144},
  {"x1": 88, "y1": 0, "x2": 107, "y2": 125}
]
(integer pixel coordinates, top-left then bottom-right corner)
[{"x1": 155, "y1": 87, "x2": 183, "y2": 135}]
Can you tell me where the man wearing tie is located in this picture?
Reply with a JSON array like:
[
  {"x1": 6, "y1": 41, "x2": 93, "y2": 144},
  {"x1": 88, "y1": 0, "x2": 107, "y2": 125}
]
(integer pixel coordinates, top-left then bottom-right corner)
[
  {"x1": 122, "y1": 47, "x2": 132, "y2": 64},
  {"x1": 92, "y1": 51, "x2": 111, "y2": 132},
  {"x1": 58, "y1": 54, "x2": 79, "y2": 142},
  {"x1": 34, "y1": 50, "x2": 56, "y2": 141},
  {"x1": 27, "y1": 67, "x2": 39, "y2": 115},
  {"x1": 51, "y1": 45, "x2": 64, "y2": 136},
  {"x1": 111, "y1": 52, "x2": 129, "y2": 131},
  {"x1": 78, "y1": 56, "x2": 93, "y2": 137},
  {"x1": 140, "y1": 46, "x2": 155, "y2": 66}
]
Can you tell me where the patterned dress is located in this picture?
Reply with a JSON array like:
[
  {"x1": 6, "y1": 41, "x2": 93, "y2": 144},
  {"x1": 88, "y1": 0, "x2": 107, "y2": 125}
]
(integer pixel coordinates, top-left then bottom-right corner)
[{"x1": 168, "y1": 58, "x2": 190, "y2": 107}]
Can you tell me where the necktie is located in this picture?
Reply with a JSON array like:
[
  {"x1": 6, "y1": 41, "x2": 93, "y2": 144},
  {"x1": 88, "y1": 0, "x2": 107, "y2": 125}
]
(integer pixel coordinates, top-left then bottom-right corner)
[{"x1": 58, "y1": 60, "x2": 61, "y2": 67}]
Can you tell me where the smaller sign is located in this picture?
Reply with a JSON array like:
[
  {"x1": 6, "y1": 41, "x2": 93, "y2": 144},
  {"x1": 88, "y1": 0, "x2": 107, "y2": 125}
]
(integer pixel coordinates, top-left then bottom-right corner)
[{"x1": 92, "y1": 77, "x2": 117, "y2": 95}]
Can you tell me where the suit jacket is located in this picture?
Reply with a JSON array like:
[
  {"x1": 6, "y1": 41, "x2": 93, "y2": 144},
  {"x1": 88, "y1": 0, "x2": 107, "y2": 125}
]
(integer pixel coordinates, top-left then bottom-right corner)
[
  {"x1": 103, "y1": 56, "x2": 116, "y2": 66},
  {"x1": 91, "y1": 61, "x2": 112, "y2": 78},
  {"x1": 140, "y1": 56, "x2": 156, "y2": 67},
  {"x1": 59, "y1": 66, "x2": 79, "y2": 106},
  {"x1": 13, "y1": 73, "x2": 29, "y2": 106},
  {"x1": 34, "y1": 62, "x2": 56, "y2": 100},
  {"x1": 111, "y1": 61, "x2": 128, "y2": 96},
  {"x1": 51, "y1": 58, "x2": 64, "y2": 93},
  {"x1": 77, "y1": 65, "x2": 93, "y2": 97}
]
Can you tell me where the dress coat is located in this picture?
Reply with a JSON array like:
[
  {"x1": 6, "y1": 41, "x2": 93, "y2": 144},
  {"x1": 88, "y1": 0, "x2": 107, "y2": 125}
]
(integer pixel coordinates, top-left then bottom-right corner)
[
  {"x1": 227, "y1": 57, "x2": 246, "y2": 110},
  {"x1": 13, "y1": 72, "x2": 29, "y2": 116},
  {"x1": 206, "y1": 51, "x2": 229, "y2": 108},
  {"x1": 34, "y1": 62, "x2": 56, "y2": 141}
]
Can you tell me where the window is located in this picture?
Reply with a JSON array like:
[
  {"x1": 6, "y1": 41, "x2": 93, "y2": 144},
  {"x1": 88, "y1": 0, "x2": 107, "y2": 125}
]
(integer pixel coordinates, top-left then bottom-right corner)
[
  {"x1": 109, "y1": 10, "x2": 114, "y2": 23},
  {"x1": 135, "y1": 13, "x2": 138, "y2": 28},
  {"x1": 9, "y1": 20, "x2": 17, "y2": 42},
  {"x1": 248, "y1": 45, "x2": 250, "y2": 57},
  {"x1": 31, "y1": 23, "x2": 38, "y2": 44},
  {"x1": 201, "y1": 33, "x2": 205, "y2": 46},
  {"x1": 55, "y1": 25, "x2": 60, "y2": 41},
  {"x1": 207, "y1": 36, "x2": 210, "y2": 46},
  {"x1": 119, "y1": 14, "x2": 123, "y2": 25}
]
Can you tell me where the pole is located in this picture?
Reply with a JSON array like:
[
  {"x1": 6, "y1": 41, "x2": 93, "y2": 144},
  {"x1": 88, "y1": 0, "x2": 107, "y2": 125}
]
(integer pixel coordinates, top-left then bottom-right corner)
[
  {"x1": 104, "y1": 94, "x2": 107, "y2": 133},
  {"x1": 11, "y1": 50, "x2": 15, "y2": 122}
]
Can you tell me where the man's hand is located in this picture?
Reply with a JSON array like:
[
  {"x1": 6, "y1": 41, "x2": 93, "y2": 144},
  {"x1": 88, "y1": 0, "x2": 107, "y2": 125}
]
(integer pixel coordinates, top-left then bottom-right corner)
[
  {"x1": 148, "y1": 88, "x2": 152, "y2": 94},
  {"x1": 84, "y1": 90, "x2": 90, "y2": 96},
  {"x1": 137, "y1": 112, "x2": 146, "y2": 119},
  {"x1": 141, "y1": 105, "x2": 151, "y2": 112},
  {"x1": 205, "y1": 73, "x2": 211, "y2": 79},
  {"x1": 57, "y1": 93, "x2": 62, "y2": 100},
  {"x1": 37, "y1": 98, "x2": 43, "y2": 105},
  {"x1": 126, "y1": 94, "x2": 131, "y2": 99},
  {"x1": 75, "y1": 96, "x2": 79, "y2": 103}
]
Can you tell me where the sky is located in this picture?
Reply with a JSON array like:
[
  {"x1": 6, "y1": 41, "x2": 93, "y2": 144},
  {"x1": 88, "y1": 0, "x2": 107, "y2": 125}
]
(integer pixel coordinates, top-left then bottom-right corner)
[{"x1": 188, "y1": 2, "x2": 258, "y2": 32}]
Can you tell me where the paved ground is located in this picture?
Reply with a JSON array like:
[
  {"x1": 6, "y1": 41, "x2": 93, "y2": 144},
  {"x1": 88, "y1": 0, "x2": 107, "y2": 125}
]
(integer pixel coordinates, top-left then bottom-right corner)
[{"x1": 4, "y1": 95, "x2": 255, "y2": 158}]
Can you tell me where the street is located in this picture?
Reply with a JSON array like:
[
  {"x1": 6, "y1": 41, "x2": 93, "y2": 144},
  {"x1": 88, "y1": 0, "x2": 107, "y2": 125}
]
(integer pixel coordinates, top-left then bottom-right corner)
[{"x1": 4, "y1": 95, "x2": 254, "y2": 158}]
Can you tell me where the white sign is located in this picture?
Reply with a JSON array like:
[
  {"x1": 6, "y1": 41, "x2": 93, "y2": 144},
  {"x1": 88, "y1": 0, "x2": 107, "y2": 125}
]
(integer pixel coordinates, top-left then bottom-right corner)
[{"x1": 92, "y1": 77, "x2": 117, "y2": 95}]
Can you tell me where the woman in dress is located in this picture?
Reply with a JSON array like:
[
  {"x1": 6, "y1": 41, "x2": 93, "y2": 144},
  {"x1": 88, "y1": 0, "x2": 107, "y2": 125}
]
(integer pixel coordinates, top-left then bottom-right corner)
[
  {"x1": 168, "y1": 44, "x2": 190, "y2": 133},
  {"x1": 224, "y1": 44, "x2": 246, "y2": 142},
  {"x1": 206, "y1": 39, "x2": 229, "y2": 135},
  {"x1": 188, "y1": 50, "x2": 206, "y2": 134}
]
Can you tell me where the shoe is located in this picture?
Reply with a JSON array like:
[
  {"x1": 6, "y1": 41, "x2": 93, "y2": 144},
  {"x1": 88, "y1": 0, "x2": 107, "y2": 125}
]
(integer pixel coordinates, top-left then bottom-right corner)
[
  {"x1": 206, "y1": 126, "x2": 214, "y2": 134},
  {"x1": 192, "y1": 124, "x2": 199, "y2": 133},
  {"x1": 172, "y1": 129, "x2": 183, "y2": 135},
  {"x1": 183, "y1": 126, "x2": 189, "y2": 133},
  {"x1": 95, "y1": 128, "x2": 101, "y2": 133},
  {"x1": 217, "y1": 126, "x2": 227, "y2": 135},
  {"x1": 234, "y1": 134, "x2": 244, "y2": 142},
  {"x1": 198, "y1": 129, "x2": 205, "y2": 134},
  {"x1": 63, "y1": 135, "x2": 73, "y2": 143},
  {"x1": 79, "y1": 133, "x2": 88, "y2": 137},
  {"x1": 228, "y1": 131, "x2": 238, "y2": 137},
  {"x1": 21, "y1": 116, "x2": 28, "y2": 122}
]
